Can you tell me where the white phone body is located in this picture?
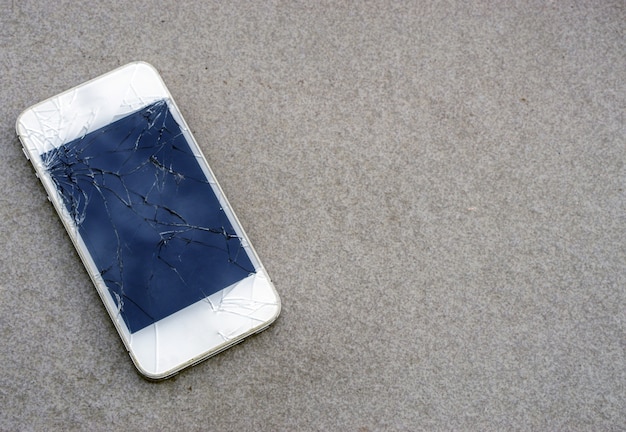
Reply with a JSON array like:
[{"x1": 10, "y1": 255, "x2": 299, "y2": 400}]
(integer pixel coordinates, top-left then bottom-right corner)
[{"x1": 16, "y1": 62, "x2": 280, "y2": 380}]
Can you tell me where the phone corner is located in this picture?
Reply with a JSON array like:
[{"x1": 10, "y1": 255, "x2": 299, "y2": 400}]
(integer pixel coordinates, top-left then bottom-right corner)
[
  {"x1": 15, "y1": 108, "x2": 30, "y2": 139},
  {"x1": 129, "y1": 60, "x2": 161, "y2": 76},
  {"x1": 270, "y1": 295, "x2": 282, "y2": 323},
  {"x1": 128, "y1": 353, "x2": 178, "y2": 382}
]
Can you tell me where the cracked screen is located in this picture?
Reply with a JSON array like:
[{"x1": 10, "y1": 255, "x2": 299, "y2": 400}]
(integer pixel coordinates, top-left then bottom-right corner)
[{"x1": 43, "y1": 100, "x2": 255, "y2": 333}]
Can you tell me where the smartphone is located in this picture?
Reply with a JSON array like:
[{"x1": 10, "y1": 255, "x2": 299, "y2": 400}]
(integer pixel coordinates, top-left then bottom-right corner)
[{"x1": 16, "y1": 62, "x2": 281, "y2": 380}]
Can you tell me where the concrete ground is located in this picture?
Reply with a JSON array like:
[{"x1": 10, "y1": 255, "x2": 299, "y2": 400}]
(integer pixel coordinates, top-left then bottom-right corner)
[{"x1": 1, "y1": 1, "x2": 624, "y2": 430}]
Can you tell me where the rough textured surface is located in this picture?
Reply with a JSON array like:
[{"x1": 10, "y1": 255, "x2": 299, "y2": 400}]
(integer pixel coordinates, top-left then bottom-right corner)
[{"x1": 1, "y1": 1, "x2": 624, "y2": 430}]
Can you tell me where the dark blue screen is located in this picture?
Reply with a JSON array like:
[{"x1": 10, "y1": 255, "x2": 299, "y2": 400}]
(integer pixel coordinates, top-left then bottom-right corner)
[{"x1": 44, "y1": 100, "x2": 255, "y2": 333}]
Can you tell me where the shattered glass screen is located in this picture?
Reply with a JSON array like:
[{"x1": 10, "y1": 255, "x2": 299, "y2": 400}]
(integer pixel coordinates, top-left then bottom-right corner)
[{"x1": 43, "y1": 100, "x2": 255, "y2": 333}]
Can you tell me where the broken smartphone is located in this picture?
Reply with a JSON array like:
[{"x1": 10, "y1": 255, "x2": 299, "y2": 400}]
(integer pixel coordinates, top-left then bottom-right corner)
[{"x1": 16, "y1": 62, "x2": 280, "y2": 380}]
